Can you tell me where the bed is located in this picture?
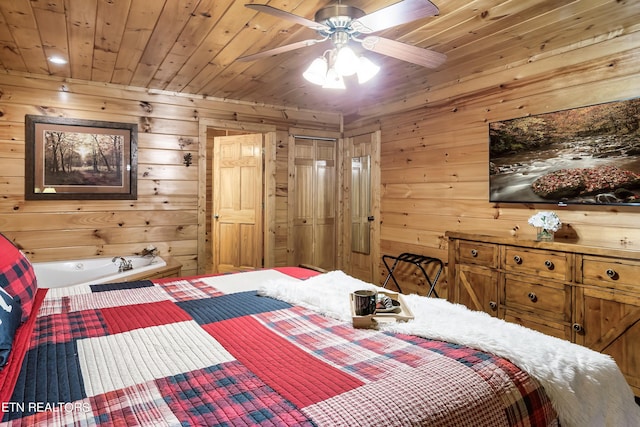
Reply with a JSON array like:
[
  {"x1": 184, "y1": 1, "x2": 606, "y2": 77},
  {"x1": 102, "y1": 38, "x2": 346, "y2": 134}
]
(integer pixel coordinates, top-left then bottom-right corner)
[{"x1": 1, "y1": 239, "x2": 639, "y2": 426}]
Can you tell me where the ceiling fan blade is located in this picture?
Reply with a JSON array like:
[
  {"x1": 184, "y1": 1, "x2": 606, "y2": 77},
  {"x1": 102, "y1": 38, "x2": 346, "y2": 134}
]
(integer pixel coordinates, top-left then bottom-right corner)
[
  {"x1": 245, "y1": 4, "x2": 329, "y2": 31},
  {"x1": 361, "y1": 36, "x2": 446, "y2": 68},
  {"x1": 351, "y1": 0, "x2": 439, "y2": 34},
  {"x1": 237, "y1": 38, "x2": 327, "y2": 62}
]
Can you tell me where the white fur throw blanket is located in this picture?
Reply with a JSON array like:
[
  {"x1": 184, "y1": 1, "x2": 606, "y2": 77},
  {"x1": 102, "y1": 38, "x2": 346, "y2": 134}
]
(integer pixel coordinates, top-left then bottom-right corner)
[{"x1": 258, "y1": 270, "x2": 640, "y2": 427}]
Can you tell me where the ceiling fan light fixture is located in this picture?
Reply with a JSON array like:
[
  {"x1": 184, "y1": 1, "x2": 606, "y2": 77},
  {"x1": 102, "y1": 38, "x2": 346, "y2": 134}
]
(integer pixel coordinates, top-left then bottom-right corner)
[
  {"x1": 322, "y1": 68, "x2": 346, "y2": 89},
  {"x1": 356, "y1": 56, "x2": 380, "y2": 84},
  {"x1": 303, "y1": 57, "x2": 328, "y2": 85},
  {"x1": 245, "y1": 2, "x2": 445, "y2": 89},
  {"x1": 334, "y1": 46, "x2": 359, "y2": 76}
]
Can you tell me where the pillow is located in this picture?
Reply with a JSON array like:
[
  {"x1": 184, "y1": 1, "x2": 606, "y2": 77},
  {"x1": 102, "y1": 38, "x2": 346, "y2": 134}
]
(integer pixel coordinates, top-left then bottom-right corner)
[
  {"x1": 0, "y1": 234, "x2": 37, "y2": 322},
  {"x1": 0, "y1": 286, "x2": 22, "y2": 367}
]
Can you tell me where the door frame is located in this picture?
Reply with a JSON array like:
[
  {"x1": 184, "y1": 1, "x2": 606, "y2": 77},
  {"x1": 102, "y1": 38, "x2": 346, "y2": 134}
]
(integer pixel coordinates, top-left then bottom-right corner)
[{"x1": 197, "y1": 119, "x2": 277, "y2": 275}]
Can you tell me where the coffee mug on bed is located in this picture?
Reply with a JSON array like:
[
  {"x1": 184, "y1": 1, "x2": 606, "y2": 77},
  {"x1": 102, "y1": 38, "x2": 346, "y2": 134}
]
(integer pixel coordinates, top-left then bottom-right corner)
[{"x1": 353, "y1": 290, "x2": 377, "y2": 316}]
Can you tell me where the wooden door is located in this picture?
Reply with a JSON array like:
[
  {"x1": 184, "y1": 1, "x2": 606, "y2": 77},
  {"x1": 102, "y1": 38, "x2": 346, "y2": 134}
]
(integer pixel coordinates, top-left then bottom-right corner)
[
  {"x1": 212, "y1": 134, "x2": 263, "y2": 273},
  {"x1": 344, "y1": 131, "x2": 380, "y2": 283},
  {"x1": 575, "y1": 286, "x2": 640, "y2": 395},
  {"x1": 288, "y1": 138, "x2": 336, "y2": 271},
  {"x1": 454, "y1": 265, "x2": 500, "y2": 317}
]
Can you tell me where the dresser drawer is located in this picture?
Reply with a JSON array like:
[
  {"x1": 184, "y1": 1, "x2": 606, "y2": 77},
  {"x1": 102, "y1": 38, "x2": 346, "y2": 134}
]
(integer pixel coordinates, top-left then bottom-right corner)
[
  {"x1": 504, "y1": 309, "x2": 571, "y2": 341},
  {"x1": 582, "y1": 256, "x2": 640, "y2": 289},
  {"x1": 503, "y1": 247, "x2": 570, "y2": 281},
  {"x1": 504, "y1": 276, "x2": 570, "y2": 322},
  {"x1": 458, "y1": 241, "x2": 498, "y2": 268}
]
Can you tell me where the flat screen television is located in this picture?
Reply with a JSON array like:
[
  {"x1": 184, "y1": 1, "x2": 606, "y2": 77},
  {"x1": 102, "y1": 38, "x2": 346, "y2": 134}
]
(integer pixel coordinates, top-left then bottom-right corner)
[{"x1": 489, "y1": 97, "x2": 640, "y2": 206}]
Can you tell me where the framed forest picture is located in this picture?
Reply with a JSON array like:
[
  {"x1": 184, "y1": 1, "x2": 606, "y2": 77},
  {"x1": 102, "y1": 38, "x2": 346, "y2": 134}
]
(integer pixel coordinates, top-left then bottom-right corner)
[{"x1": 25, "y1": 115, "x2": 138, "y2": 200}]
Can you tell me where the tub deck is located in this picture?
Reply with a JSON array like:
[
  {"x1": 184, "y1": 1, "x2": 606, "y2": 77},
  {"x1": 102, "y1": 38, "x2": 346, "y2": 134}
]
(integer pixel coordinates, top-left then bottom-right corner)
[
  {"x1": 34, "y1": 256, "x2": 182, "y2": 288},
  {"x1": 101, "y1": 256, "x2": 182, "y2": 284}
]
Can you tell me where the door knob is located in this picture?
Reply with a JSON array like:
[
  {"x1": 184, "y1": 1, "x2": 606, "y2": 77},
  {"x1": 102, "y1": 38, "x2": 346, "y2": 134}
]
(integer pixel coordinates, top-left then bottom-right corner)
[{"x1": 214, "y1": 214, "x2": 219, "y2": 219}]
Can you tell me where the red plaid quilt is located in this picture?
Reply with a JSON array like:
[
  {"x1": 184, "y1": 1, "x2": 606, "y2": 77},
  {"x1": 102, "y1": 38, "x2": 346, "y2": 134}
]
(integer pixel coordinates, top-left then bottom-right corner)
[{"x1": 1, "y1": 267, "x2": 558, "y2": 426}]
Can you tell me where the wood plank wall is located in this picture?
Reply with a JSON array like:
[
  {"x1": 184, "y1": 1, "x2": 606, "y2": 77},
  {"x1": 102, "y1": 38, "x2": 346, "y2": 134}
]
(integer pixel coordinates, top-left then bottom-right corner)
[
  {"x1": 3, "y1": 26, "x2": 638, "y2": 293},
  {"x1": 347, "y1": 29, "x2": 640, "y2": 297},
  {"x1": 0, "y1": 73, "x2": 339, "y2": 276}
]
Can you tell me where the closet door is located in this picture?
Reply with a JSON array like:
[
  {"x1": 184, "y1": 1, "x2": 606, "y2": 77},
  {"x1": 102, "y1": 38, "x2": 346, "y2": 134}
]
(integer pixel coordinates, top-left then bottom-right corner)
[{"x1": 288, "y1": 137, "x2": 336, "y2": 271}]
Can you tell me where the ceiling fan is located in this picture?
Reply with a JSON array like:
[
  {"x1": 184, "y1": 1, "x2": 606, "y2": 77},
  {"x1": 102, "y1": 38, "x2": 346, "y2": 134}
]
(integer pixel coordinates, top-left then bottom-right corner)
[{"x1": 237, "y1": 0, "x2": 446, "y2": 71}]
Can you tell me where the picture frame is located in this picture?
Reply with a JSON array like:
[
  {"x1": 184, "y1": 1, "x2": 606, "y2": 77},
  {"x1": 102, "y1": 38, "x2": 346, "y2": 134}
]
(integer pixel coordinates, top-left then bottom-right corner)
[{"x1": 25, "y1": 115, "x2": 138, "y2": 200}]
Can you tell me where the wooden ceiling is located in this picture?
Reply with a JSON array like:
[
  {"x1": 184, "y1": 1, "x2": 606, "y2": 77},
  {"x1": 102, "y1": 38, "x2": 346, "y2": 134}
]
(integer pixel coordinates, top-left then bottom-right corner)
[{"x1": 0, "y1": 0, "x2": 637, "y2": 117}]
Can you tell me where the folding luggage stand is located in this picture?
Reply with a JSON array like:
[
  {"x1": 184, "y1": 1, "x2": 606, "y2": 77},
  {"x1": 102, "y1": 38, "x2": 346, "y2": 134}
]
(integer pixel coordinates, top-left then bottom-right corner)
[{"x1": 381, "y1": 252, "x2": 444, "y2": 297}]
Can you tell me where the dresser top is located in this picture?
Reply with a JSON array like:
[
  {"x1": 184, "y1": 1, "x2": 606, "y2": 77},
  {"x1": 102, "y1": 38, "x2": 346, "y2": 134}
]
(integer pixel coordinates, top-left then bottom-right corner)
[{"x1": 445, "y1": 231, "x2": 640, "y2": 260}]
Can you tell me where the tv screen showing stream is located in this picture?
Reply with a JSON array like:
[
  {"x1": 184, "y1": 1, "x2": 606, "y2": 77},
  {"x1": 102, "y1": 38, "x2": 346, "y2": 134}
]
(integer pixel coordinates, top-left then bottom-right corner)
[{"x1": 489, "y1": 97, "x2": 640, "y2": 206}]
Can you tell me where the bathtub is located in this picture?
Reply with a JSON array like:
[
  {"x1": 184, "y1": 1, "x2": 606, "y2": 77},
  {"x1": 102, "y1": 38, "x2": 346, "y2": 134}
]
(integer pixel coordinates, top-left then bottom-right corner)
[{"x1": 34, "y1": 256, "x2": 167, "y2": 288}]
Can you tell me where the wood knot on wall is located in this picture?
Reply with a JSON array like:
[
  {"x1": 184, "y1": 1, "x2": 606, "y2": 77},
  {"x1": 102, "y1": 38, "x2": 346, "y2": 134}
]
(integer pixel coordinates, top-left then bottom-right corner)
[
  {"x1": 178, "y1": 138, "x2": 194, "y2": 149},
  {"x1": 141, "y1": 117, "x2": 152, "y2": 132},
  {"x1": 37, "y1": 106, "x2": 57, "y2": 115},
  {"x1": 139, "y1": 101, "x2": 153, "y2": 113}
]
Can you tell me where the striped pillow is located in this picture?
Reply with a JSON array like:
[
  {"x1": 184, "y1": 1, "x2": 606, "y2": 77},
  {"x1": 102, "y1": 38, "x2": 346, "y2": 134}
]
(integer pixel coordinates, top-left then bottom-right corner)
[
  {"x1": 0, "y1": 286, "x2": 22, "y2": 367},
  {"x1": 0, "y1": 234, "x2": 37, "y2": 322}
]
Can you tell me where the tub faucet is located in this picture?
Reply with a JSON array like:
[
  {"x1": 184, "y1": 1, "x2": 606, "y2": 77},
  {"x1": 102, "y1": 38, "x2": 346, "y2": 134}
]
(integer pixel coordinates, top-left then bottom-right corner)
[{"x1": 112, "y1": 256, "x2": 133, "y2": 272}]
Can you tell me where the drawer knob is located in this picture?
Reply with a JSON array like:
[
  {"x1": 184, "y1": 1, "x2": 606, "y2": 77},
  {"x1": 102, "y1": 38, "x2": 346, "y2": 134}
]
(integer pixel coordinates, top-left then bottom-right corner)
[
  {"x1": 513, "y1": 255, "x2": 522, "y2": 264},
  {"x1": 572, "y1": 323, "x2": 584, "y2": 333},
  {"x1": 527, "y1": 292, "x2": 537, "y2": 302},
  {"x1": 489, "y1": 301, "x2": 497, "y2": 310},
  {"x1": 605, "y1": 269, "x2": 618, "y2": 279},
  {"x1": 544, "y1": 260, "x2": 554, "y2": 270},
  {"x1": 470, "y1": 249, "x2": 478, "y2": 257}
]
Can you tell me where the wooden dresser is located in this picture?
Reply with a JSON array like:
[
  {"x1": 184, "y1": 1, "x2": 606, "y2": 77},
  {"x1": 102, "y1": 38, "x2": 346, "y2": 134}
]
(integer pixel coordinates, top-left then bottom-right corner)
[{"x1": 446, "y1": 231, "x2": 640, "y2": 395}]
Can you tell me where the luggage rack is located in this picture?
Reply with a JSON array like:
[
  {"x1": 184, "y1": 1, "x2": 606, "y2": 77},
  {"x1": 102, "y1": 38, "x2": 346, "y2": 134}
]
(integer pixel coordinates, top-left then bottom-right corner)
[{"x1": 381, "y1": 252, "x2": 444, "y2": 297}]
